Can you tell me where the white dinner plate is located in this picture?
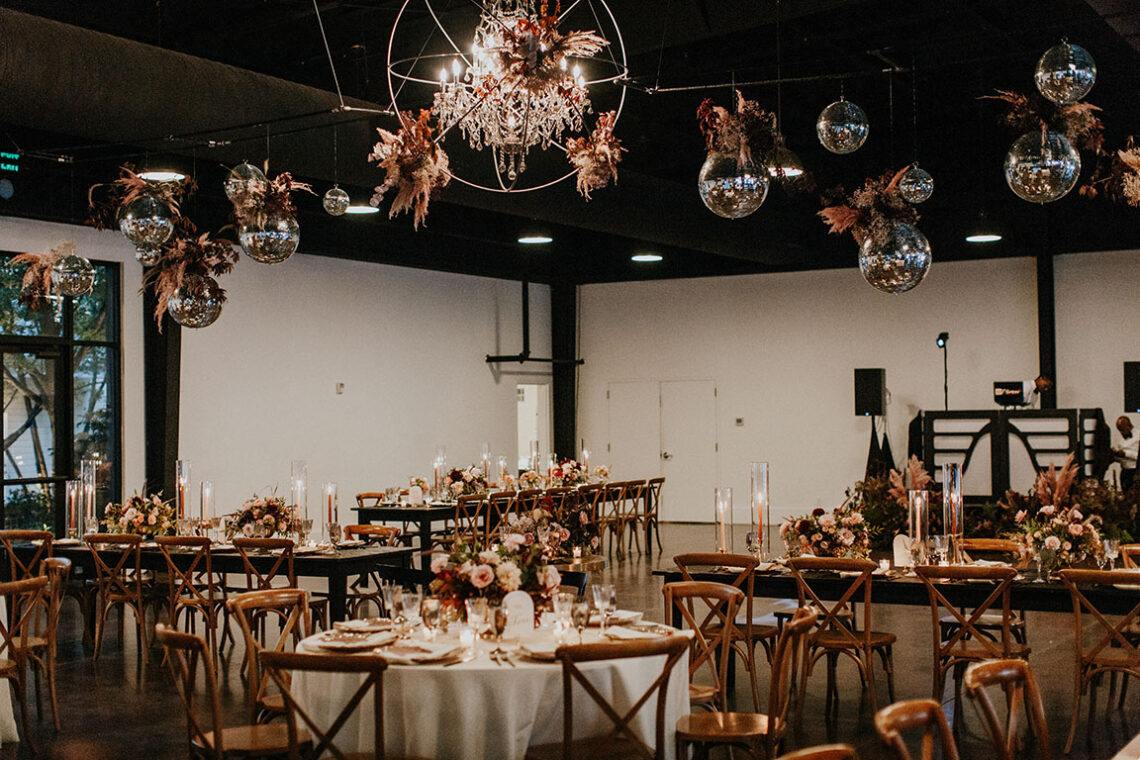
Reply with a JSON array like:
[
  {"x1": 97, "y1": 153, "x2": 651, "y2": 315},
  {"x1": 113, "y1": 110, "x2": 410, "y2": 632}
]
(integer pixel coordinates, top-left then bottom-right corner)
[
  {"x1": 334, "y1": 618, "x2": 394, "y2": 633},
  {"x1": 589, "y1": 609, "x2": 642, "y2": 627},
  {"x1": 310, "y1": 630, "x2": 397, "y2": 651}
]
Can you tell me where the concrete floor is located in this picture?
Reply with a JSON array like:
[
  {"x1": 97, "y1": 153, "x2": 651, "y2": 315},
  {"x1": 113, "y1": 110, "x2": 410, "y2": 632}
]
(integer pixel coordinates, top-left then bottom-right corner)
[{"x1": 1, "y1": 523, "x2": 1135, "y2": 759}]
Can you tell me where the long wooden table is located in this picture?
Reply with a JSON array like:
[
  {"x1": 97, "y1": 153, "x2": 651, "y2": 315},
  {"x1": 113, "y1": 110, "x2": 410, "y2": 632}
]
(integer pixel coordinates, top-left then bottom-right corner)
[
  {"x1": 353, "y1": 503, "x2": 455, "y2": 567},
  {"x1": 17, "y1": 542, "x2": 417, "y2": 622}
]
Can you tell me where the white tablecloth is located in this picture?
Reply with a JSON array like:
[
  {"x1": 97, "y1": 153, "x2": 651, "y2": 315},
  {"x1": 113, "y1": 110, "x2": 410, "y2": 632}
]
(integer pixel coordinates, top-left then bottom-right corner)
[
  {"x1": 293, "y1": 630, "x2": 689, "y2": 760},
  {"x1": 0, "y1": 596, "x2": 18, "y2": 743},
  {"x1": 1114, "y1": 733, "x2": 1140, "y2": 760}
]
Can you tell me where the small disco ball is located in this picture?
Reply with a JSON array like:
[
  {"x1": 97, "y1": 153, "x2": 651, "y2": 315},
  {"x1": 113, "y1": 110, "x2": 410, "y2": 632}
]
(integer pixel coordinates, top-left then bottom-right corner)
[
  {"x1": 898, "y1": 164, "x2": 934, "y2": 204},
  {"x1": 239, "y1": 209, "x2": 300, "y2": 264},
  {"x1": 697, "y1": 152, "x2": 768, "y2": 219},
  {"x1": 816, "y1": 99, "x2": 869, "y2": 155},
  {"x1": 117, "y1": 194, "x2": 174, "y2": 265},
  {"x1": 224, "y1": 162, "x2": 268, "y2": 205},
  {"x1": 322, "y1": 185, "x2": 351, "y2": 216},
  {"x1": 1035, "y1": 42, "x2": 1096, "y2": 105},
  {"x1": 167, "y1": 274, "x2": 223, "y2": 328},
  {"x1": 859, "y1": 222, "x2": 932, "y2": 294},
  {"x1": 1003, "y1": 130, "x2": 1080, "y2": 204},
  {"x1": 51, "y1": 254, "x2": 95, "y2": 297}
]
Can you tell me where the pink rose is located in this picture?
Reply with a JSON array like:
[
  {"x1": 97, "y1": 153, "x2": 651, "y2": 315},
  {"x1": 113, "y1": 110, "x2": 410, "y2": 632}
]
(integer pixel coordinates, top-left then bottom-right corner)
[
  {"x1": 148, "y1": 514, "x2": 157, "y2": 525},
  {"x1": 1039, "y1": 505, "x2": 1056, "y2": 516},
  {"x1": 469, "y1": 564, "x2": 495, "y2": 589},
  {"x1": 430, "y1": 553, "x2": 449, "y2": 574},
  {"x1": 1071, "y1": 509, "x2": 1083, "y2": 521},
  {"x1": 1068, "y1": 523, "x2": 1084, "y2": 537},
  {"x1": 559, "y1": 527, "x2": 571, "y2": 542},
  {"x1": 579, "y1": 512, "x2": 589, "y2": 526},
  {"x1": 1015, "y1": 510, "x2": 1027, "y2": 524},
  {"x1": 503, "y1": 533, "x2": 526, "y2": 551},
  {"x1": 1063, "y1": 541, "x2": 1072, "y2": 551},
  {"x1": 1044, "y1": 535, "x2": 1061, "y2": 551},
  {"x1": 523, "y1": 533, "x2": 535, "y2": 546},
  {"x1": 543, "y1": 565, "x2": 562, "y2": 589}
]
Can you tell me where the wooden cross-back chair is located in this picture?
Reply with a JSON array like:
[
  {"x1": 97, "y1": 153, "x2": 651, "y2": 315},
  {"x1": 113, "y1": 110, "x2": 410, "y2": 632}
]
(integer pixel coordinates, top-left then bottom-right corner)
[
  {"x1": 356, "y1": 492, "x2": 417, "y2": 547},
  {"x1": 914, "y1": 564, "x2": 1029, "y2": 721},
  {"x1": 622, "y1": 480, "x2": 649, "y2": 556},
  {"x1": 599, "y1": 481, "x2": 629, "y2": 558},
  {"x1": 874, "y1": 699, "x2": 960, "y2": 760},
  {"x1": 942, "y1": 540, "x2": 1028, "y2": 645},
  {"x1": 1057, "y1": 568, "x2": 1140, "y2": 754},
  {"x1": 643, "y1": 477, "x2": 665, "y2": 554},
  {"x1": 262, "y1": 650, "x2": 395, "y2": 760},
  {"x1": 85, "y1": 533, "x2": 150, "y2": 664},
  {"x1": 543, "y1": 487, "x2": 574, "y2": 514},
  {"x1": 343, "y1": 525, "x2": 401, "y2": 618},
  {"x1": 676, "y1": 606, "x2": 817, "y2": 760},
  {"x1": 663, "y1": 580, "x2": 742, "y2": 711},
  {"x1": 0, "y1": 530, "x2": 53, "y2": 580},
  {"x1": 1120, "y1": 543, "x2": 1140, "y2": 569},
  {"x1": 524, "y1": 634, "x2": 689, "y2": 760},
  {"x1": 576, "y1": 484, "x2": 605, "y2": 524},
  {"x1": 452, "y1": 494, "x2": 485, "y2": 548},
  {"x1": 775, "y1": 745, "x2": 858, "y2": 760},
  {"x1": 227, "y1": 588, "x2": 312, "y2": 726},
  {"x1": 788, "y1": 556, "x2": 896, "y2": 718},
  {"x1": 0, "y1": 575, "x2": 49, "y2": 752},
  {"x1": 964, "y1": 659, "x2": 1051, "y2": 760},
  {"x1": 232, "y1": 537, "x2": 327, "y2": 631},
  {"x1": 36, "y1": 556, "x2": 70, "y2": 731},
  {"x1": 155, "y1": 623, "x2": 301, "y2": 760},
  {"x1": 156, "y1": 536, "x2": 220, "y2": 655},
  {"x1": 672, "y1": 553, "x2": 779, "y2": 711},
  {"x1": 514, "y1": 488, "x2": 544, "y2": 516}
]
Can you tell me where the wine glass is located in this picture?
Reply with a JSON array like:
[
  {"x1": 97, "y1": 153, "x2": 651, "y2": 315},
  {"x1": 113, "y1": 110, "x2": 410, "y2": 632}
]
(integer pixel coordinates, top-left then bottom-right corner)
[
  {"x1": 421, "y1": 598, "x2": 441, "y2": 638},
  {"x1": 746, "y1": 530, "x2": 762, "y2": 559},
  {"x1": 928, "y1": 535, "x2": 950, "y2": 565},
  {"x1": 382, "y1": 585, "x2": 403, "y2": 623},
  {"x1": 571, "y1": 600, "x2": 590, "y2": 644},
  {"x1": 1034, "y1": 547, "x2": 1057, "y2": 583},
  {"x1": 1105, "y1": 539, "x2": 1120, "y2": 571},
  {"x1": 465, "y1": 598, "x2": 488, "y2": 636},
  {"x1": 591, "y1": 583, "x2": 616, "y2": 633},
  {"x1": 401, "y1": 589, "x2": 422, "y2": 628},
  {"x1": 490, "y1": 604, "x2": 509, "y2": 644},
  {"x1": 909, "y1": 537, "x2": 927, "y2": 568}
]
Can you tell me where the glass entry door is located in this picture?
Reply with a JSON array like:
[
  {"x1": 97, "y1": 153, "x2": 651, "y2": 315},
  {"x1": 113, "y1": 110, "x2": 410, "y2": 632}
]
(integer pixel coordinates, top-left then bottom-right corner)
[{"x1": 1, "y1": 345, "x2": 67, "y2": 531}]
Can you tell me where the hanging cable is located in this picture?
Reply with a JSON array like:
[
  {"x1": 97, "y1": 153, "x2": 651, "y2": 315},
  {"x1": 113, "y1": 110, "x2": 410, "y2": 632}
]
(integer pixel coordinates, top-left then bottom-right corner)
[
  {"x1": 911, "y1": 56, "x2": 919, "y2": 163},
  {"x1": 888, "y1": 72, "x2": 895, "y2": 167},
  {"x1": 313, "y1": 0, "x2": 347, "y2": 109}
]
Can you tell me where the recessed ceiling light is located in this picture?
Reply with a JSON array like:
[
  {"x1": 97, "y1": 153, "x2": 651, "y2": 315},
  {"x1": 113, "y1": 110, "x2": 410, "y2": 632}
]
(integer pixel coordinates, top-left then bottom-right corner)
[
  {"x1": 965, "y1": 233, "x2": 1002, "y2": 243},
  {"x1": 344, "y1": 205, "x2": 380, "y2": 215},
  {"x1": 518, "y1": 235, "x2": 553, "y2": 244},
  {"x1": 631, "y1": 253, "x2": 663, "y2": 262},
  {"x1": 138, "y1": 170, "x2": 186, "y2": 182}
]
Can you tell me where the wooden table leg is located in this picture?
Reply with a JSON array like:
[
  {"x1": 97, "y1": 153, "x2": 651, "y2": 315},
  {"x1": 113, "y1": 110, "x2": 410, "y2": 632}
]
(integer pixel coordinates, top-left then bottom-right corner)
[{"x1": 328, "y1": 571, "x2": 348, "y2": 622}]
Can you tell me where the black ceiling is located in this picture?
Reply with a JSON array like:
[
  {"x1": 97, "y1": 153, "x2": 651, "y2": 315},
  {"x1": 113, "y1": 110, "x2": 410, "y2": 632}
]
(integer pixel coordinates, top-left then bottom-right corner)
[{"x1": 1, "y1": 0, "x2": 1139, "y2": 285}]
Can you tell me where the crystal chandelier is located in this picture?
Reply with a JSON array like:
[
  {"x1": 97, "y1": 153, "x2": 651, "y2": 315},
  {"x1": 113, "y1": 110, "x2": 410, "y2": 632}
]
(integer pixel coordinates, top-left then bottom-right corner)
[{"x1": 431, "y1": 0, "x2": 602, "y2": 184}]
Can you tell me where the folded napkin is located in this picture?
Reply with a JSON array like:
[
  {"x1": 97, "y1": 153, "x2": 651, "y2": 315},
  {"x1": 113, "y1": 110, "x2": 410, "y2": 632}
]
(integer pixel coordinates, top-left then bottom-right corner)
[
  {"x1": 589, "y1": 609, "x2": 642, "y2": 627},
  {"x1": 310, "y1": 630, "x2": 397, "y2": 651},
  {"x1": 381, "y1": 641, "x2": 460, "y2": 665},
  {"x1": 603, "y1": 626, "x2": 658, "y2": 641},
  {"x1": 972, "y1": 559, "x2": 1009, "y2": 568},
  {"x1": 53, "y1": 537, "x2": 81, "y2": 546}
]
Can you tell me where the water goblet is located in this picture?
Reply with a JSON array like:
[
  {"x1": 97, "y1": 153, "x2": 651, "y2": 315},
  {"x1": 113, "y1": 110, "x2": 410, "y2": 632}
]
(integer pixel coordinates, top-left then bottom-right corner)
[
  {"x1": 301, "y1": 519, "x2": 314, "y2": 545},
  {"x1": 385, "y1": 487, "x2": 399, "y2": 503},
  {"x1": 401, "y1": 588, "x2": 423, "y2": 628},
  {"x1": 909, "y1": 537, "x2": 927, "y2": 567},
  {"x1": 929, "y1": 534, "x2": 950, "y2": 565},
  {"x1": 210, "y1": 516, "x2": 224, "y2": 542},
  {"x1": 746, "y1": 531, "x2": 762, "y2": 559},
  {"x1": 1034, "y1": 547, "x2": 1057, "y2": 583},
  {"x1": 571, "y1": 600, "x2": 590, "y2": 644},
  {"x1": 421, "y1": 598, "x2": 442, "y2": 639},
  {"x1": 1105, "y1": 538, "x2": 1120, "y2": 571},
  {"x1": 490, "y1": 604, "x2": 509, "y2": 643},
  {"x1": 465, "y1": 598, "x2": 488, "y2": 636},
  {"x1": 591, "y1": 583, "x2": 616, "y2": 633},
  {"x1": 382, "y1": 585, "x2": 403, "y2": 622}
]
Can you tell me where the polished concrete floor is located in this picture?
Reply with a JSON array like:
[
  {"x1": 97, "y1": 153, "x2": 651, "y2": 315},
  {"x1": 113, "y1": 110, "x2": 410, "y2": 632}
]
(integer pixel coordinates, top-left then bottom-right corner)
[{"x1": 1, "y1": 523, "x2": 1135, "y2": 759}]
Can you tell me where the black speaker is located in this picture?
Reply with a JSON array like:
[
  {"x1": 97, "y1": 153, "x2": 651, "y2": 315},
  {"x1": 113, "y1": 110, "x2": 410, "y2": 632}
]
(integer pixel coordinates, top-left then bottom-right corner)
[
  {"x1": 1125, "y1": 362, "x2": 1140, "y2": 413},
  {"x1": 854, "y1": 368, "x2": 886, "y2": 417}
]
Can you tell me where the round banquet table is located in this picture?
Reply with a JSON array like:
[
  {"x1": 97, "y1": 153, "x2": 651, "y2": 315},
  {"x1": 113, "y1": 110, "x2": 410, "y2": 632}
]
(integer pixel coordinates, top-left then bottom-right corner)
[{"x1": 292, "y1": 628, "x2": 690, "y2": 760}]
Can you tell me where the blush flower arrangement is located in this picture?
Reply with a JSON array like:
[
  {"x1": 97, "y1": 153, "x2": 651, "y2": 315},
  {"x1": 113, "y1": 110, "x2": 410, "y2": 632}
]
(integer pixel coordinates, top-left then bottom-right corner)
[
  {"x1": 549, "y1": 458, "x2": 589, "y2": 486},
  {"x1": 519, "y1": 470, "x2": 545, "y2": 489},
  {"x1": 226, "y1": 492, "x2": 295, "y2": 539},
  {"x1": 1014, "y1": 504, "x2": 1102, "y2": 570},
  {"x1": 430, "y1": 539, "x2": 561, "y2": 607},
  {"x1": 408, "y1": 476, "x2": 429, "y2": 492},
  {"x1": 780, "y1": 503, "x2": 871, "y2": 559},
  {"x1": 103, "y1": 491, "x2": 176, "y2": 537},
  {"x1": 445, "y1": 466, "x2": 490, "y2": 497}
]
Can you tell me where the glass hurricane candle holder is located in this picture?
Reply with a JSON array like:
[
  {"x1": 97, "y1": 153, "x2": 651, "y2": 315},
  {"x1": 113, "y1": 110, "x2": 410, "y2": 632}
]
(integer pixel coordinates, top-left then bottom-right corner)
[
  {"x1": 748, "y1": 462, "x2": 769, "y2": 559},
  {"x1": 714, "y1": 487, "x2": 733, "y2": 554},
  {"x1": 291, "y1": 460, "x2": 308, "y2": 522},
  {"x1": 908, "y1": 490, "x2": 929, "y2": 565},
  {"x1": 80, "y1": 458, "x2": 98, "y2": 534},
  {"x1": 942, "y1": 463, "x2": 964, "y2": 563},
  {"x1": 65, "y1": 479, "x2": 82, "y2": 539}
]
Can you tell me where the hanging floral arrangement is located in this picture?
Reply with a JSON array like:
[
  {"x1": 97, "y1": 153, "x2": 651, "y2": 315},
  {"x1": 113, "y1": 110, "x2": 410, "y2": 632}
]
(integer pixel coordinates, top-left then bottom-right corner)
[
  {"x1": 487, "y1": 2, "x2": 608, "y2": 95},
  {"x1": 86, "y1": 164, "x2": 194, "y2": 231},
  {"x1": 818, "y1": 167, "x2": 920, "y2": 248},
  {"x1": 983, "y1": 89, "x2": 1104, "y2": 152},
  {"x1": 228, "y1": 171, "x2": 312, "y2": 225},
  {"x1": 369, "y1": 109, "x2": 452, "y2": 229},
  {"x1": 565, "y1": 111, "x2": 624, "y2": 199},
  {"x1": 9, "y1": 242, "x2": 65, "y2": 306},
  {"x1": 141, "y1": 228, "x2": 239, "y2": 330},
  {"x1": 697, "y1": 90, "x2": 781, "y2": 170},
  {"x1": 1080, "y1": 136, "x2": 1140, "y2": 208}
]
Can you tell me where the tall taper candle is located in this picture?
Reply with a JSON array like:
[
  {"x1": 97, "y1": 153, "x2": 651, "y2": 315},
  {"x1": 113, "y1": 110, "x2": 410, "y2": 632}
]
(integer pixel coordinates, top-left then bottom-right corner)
[{"x1": 176, "y1": 460, "x2": 191, "y2": 520}]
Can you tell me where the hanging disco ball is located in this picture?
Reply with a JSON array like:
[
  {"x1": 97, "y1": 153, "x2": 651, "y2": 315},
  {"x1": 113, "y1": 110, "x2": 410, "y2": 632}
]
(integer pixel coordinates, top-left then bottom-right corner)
[
  {"x1": 898, "y1": 164, "x2": 934, "y2": 204},
  {"x1": 117, "y1": 194, "x2": 174, "y2": 265},
  {"x1": 322, "y1": 185, "x2": 351, "y2": 216},
  {"x1": 859, "y1": 222, "x2": 932, "y2": 294},
  {"x1": 224, "y1": 162, "x2": 267, "y2": 205},
  {"x1": 1034, "y1": 42, "x2": 1096, "y2": 105},
  {"x1": 816, "y1": 99, "x2": 869, "y2": 155},
  {"x1": 1003, "y1": 130, "x2": 1080, "y2": 204},
  {"x1": 767, "y1": 143, "x2": 807, "y2": 188},
  {"x1": 697, "y1": 152, "x2": 768, "y2": 219},
  {"x1": 51, "y1": 254, "x2": 95, "y2": 297},
  {"x1": 239, "y1": 209, "x2": 300, "y2": 264},
  {"x1": 167, "y1": 274, "x2": 223, "y2": 328}
]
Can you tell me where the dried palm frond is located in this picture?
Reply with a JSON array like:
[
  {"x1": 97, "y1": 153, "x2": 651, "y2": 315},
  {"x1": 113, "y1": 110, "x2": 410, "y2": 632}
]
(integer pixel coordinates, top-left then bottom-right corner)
[
  {"x1": 565, "y1": 111, "x2": 625, "y2": 199},
  {"x1": 489, "y1": 4, "x2": 608, "y2": 94},
  {"x1": 1033, "y1": 453, "x2": 1078, "y2": 508},
  {"x1": 818, "y1": 167, "x2": 918, "y2": 247},
  {"x1": 142, "y1": 230, "x2": 238, "y2": 330},
  {"x1": 697, "y1": 91, "x2": 779, "y2": 165},
  {"x1": 981, "y1": 89, "x2": 1104, "y2": 150},
  {"x1": 87, "y1": 164, "x2": 195, "y2": 230},
  {"x1": 1080, "y1": 136, "x2": 1140, "y2": 207},
  {"x1": 9, "y1": 241, "x2": 75, "y2": 306},
  {"x1": 230, "y1": 172, "x2": 314, "y2": 228},
  {"x1": 369, "y1": 109, "x2": 452, "y2": 229},
  {"x1": 886, "y1": 455, "x2": 933, "y2": 507}
]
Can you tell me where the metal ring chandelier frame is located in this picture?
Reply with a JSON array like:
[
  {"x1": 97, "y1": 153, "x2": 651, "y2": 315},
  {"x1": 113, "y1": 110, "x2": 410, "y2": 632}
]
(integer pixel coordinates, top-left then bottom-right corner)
[{"x1": 386, "y1": 0, "x2": 629, "y2": 193}]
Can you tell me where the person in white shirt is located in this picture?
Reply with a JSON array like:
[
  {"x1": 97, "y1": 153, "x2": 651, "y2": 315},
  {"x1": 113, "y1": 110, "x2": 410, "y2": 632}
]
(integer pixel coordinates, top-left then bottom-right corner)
[{"x1": 1112, "y1": 415, "x2": 1138, "y2": 491}]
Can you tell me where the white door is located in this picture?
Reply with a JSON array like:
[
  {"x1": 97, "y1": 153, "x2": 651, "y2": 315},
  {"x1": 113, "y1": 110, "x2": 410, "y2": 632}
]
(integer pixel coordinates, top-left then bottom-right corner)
[
  {"x1": 660, "y1": 380, "x2": 718, "y2": 522},
  {"x1": 606, "y1": 381, "x2": 661, "y2": 480},
  {"x1": 606, "y1": 380, "x2": 719, "y2": 523}
]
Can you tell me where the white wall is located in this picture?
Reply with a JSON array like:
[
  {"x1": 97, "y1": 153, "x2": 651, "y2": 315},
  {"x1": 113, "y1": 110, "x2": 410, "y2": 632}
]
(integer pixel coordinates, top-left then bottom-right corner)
[
  {"x1": 578, "y1": 257, "x2": 1044, "y2": 520},
  {"x1": 0, "y1": 216, "x2": 147, "y2": 493},
  {"x1": 178, "y1": 252, "x2": 551, "y2": 512}
]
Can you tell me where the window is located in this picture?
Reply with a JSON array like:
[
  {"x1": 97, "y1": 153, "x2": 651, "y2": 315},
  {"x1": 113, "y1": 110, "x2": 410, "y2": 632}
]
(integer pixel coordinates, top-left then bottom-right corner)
[{"x1": 1, "y1": 251, "x2": 121, "y2": 531}]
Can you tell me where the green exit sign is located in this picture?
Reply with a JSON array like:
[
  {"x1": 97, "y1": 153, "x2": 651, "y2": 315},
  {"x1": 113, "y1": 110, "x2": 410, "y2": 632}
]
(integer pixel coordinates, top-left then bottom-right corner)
[{"x1": 0, "y1": 152, "x2": 18, "y2": 173}]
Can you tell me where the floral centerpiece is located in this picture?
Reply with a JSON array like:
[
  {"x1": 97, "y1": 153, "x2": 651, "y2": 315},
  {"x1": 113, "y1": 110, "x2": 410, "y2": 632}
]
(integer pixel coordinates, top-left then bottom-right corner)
[
  {"x1": 592, "y1": 464, "x2": 610, "y2": 481},
  {"x1": 1014, "y1": 504, "x2": 1102, "y2": 574},
  {"x1": 430, "y1": 540, "x2": 561, "y2": 608},
  {"x1": 845, "y1": 456, "x2": 942, "y2": 551},
  {"x1": 519, "y1": 470, "x2": 544, "y2": 489},
  {"x1": 550, "y1": 459, "x2": 589, "y2": 486},
  {"x1": 780, "y1": 503, "x2": 871, "y2": 559},
  {"x1": 502, "y1": 494, "x2": 601, "y2": 561},
  {"x1": 408, "y1": 476, "x2": 429, "y2": 492},
  {"x1": 103, "y1": 491, "x2": 176, "y2": 537},
  {"x1": 445, "y1": 466, "x2": 489, "y2": 497},
  {"x1": 226, "y1": 493, "x2": 295, "y2": 539}
]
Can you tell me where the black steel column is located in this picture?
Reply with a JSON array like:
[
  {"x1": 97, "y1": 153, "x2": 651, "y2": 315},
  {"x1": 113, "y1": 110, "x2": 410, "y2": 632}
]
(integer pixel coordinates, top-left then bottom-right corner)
[
  {"x1": 143, "y1": 289, "x2": 181, "y2": 498},
  {"x1": 551, "y1": 281, "x2": 577, "y2": 459},
  {"x1": 1036, "y1": 251, "x2": 1057, "y2": 410}
]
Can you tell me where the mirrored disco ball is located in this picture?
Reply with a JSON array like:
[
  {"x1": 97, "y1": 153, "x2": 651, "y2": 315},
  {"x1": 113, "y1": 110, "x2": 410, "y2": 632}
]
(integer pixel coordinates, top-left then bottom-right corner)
[
  {"x1": 816, "y1": 99, "x2": 869, "y2": 154},
  {"x1": 1035, "y1": 42, "x2": 1096, "y2": 105},
  {"x1": 859, "y1": 222, "x2": 932, "y2": 294},
  {"x1": 117, "y1": 194, "x2": 174, "y2": 264},
  {"x1": 239, "y1": 210, "x2": 300, "y2": 264},
  {"x1": 167, "y1": 273, "x2": 223, "y2": 328},
  {"x1": 322, "y1": 186, "x2": 351, "y2": 216},
  {"x1": 51, "y1": 254, "x2": 95, "y2": 297},
  {"x1": 1003, "y1": 130, "x2": 1080, "y2": 204},
  {"x1": 697, "y1": 152, "x2": 768, "y2": 219},
  {"x1": 898, "y1": 164, "x2": 934, "y2": 204},
  {"x1": 224, "y1": 162, "x2": 267, "y2": 204}
]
